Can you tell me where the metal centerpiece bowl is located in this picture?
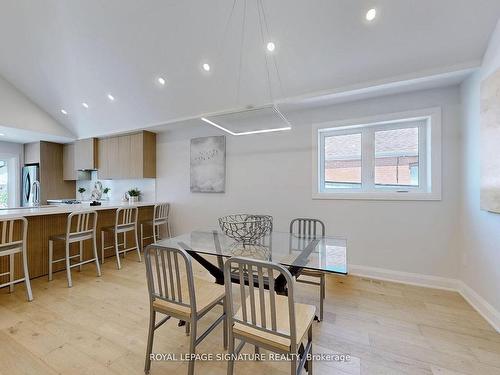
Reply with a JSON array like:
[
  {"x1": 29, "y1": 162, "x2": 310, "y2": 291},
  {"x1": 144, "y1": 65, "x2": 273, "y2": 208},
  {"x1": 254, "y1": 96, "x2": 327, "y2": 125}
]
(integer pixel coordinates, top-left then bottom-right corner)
[{"x1": 218, "y1": 214, "x2": 273, "y2": 244}]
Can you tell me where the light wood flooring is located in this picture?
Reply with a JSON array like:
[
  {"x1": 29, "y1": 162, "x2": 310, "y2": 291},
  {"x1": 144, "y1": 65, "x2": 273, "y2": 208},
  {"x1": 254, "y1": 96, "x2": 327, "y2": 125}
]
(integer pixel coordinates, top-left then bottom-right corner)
[{"x1": 0, "y1": 258, "x2": 499, "y2": 375}]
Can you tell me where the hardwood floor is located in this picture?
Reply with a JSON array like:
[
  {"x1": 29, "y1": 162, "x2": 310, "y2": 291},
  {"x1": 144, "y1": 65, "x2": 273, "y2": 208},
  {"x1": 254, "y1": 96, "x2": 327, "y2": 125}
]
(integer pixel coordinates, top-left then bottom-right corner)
[{"x1": 0, "y1": 258, "x2": 499, "y2": 375}]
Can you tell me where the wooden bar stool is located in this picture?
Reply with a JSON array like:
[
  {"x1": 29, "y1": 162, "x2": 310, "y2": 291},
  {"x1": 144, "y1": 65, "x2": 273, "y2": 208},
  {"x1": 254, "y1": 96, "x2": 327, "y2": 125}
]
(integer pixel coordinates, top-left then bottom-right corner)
[
  {"x1": 140, "y1": 202, "x2": 171, "y2": 250},
  {"x1": 101, "y1": 207, "x2": 141, "y2": 269},
  {"x1": 48, "y1": 210, "x2": 101, "y2": 288},
  {"x1": 0, "y1": 217, "x2": 33, "y2": 301}
]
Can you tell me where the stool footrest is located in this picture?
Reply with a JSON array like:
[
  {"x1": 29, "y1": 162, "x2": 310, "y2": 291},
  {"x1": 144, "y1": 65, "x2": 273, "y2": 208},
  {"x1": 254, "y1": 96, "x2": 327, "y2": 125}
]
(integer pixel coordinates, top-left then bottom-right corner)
[
  {"x1": 0, "y1": 277, "x2": 26, "y2": 288},
  {"x1": 68, "y1": 258, "x2": 99, "y2": 269}
]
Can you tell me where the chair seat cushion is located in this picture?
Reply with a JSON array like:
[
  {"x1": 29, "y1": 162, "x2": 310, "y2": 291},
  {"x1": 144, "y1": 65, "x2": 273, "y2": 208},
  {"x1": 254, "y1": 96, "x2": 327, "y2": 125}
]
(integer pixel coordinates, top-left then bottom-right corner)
[
  {"x1": 152, "y1": 277, "x2": 225, "y2": 319},
  {"x1": 232, "y1": 291, "x2": 316, "y2": 352}
]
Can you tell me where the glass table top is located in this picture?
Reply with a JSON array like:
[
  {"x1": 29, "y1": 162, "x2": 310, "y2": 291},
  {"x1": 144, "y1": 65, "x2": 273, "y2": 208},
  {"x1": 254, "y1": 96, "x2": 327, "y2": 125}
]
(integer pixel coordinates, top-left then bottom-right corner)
[{"x1": 155, "y1": 230, "x2": 348, "y2": 275}]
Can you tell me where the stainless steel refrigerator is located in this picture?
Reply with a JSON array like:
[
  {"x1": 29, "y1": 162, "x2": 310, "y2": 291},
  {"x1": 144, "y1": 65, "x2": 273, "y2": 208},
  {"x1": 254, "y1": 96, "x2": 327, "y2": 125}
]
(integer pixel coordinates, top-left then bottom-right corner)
[{"x1": 22, "y1": 164, "x2": 40, "y2": 206}]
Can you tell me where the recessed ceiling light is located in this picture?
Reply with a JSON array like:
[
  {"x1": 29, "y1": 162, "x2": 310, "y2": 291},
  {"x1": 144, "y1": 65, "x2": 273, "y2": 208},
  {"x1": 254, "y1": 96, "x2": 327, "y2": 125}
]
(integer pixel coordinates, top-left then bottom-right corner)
[
  {"x1": 0, "y1": 133, "x2": 4, "y2": 136},
  {"x1": 202, "y1": 63, "x2": 211, "y2": 72},
  {"x1": 60, "y1": 109, "x2": 68, "y2": 115},
  {"x1": 266, "y1": 42, "x2": 276, "y2": 52},
  {"x1": 157, "y1": 77, "x2": 166, "y2": 86},
  {"x1": 81, "y1": 102, "x2": 89, "y2": 109},
  {"x1": 107, "y1": 93, "x2": 115, "y2": 101},
  {"x1": 366, "y1": 8, "x2": 377, "y2": 21}
]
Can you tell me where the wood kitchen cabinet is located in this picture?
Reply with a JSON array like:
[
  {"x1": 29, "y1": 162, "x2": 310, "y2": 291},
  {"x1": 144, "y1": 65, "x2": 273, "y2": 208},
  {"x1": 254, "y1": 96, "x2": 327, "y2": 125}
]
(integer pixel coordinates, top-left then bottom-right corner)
[
  {"x1": 63, "y1": 143, "x2": 77, "y2": 180},
  {"x1": 74, "y1": 138, "x2": 98, "y2": 170},
  {"x1": 97, "y1": 131, "x2": 156, "y2": 179}
]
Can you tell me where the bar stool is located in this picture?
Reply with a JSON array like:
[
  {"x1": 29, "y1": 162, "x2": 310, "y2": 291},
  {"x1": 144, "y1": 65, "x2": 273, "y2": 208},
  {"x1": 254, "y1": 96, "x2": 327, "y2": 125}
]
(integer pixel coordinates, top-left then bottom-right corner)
[
  {"x1": 48, "y1": 210, "x2": 101, "y2": 288},
  {"x1": 101, "y1": 207, "x2": 141, "y2": 269},
  {"x1": 0, "y1": 217, "x2": 33, "y2": 301},
  {"x1": 140, "y1": 203, "x2": 171, "y2": 250}
]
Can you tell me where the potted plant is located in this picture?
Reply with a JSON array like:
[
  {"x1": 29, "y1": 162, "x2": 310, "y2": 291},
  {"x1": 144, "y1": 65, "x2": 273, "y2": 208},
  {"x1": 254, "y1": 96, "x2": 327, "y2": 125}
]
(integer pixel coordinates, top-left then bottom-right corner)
[
  {"x1": 78, "y1": 187, "x2": 86, "y2": 201},
  {"x1": 127, "y1": 188, "x2": 141, "y2": 204},
  {"x1": 102, "y1": 187, "x2": 111, "y2": 200}
]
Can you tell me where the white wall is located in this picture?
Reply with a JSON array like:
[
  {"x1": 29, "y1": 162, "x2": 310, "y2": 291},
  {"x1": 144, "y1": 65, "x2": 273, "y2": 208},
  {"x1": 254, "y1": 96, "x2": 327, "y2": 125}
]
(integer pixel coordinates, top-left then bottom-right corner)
[
  {"x1": 76, "y1": 171, "x2": 156, "y2": 203},
  {"x1": 0, "y1": 74, "x2": 74, "y2": 139},
  {"x1": 156, "y1": 85, "x2": 462, "y2": 279},
  {"x1": 0, "y1": 140, "x2": 23, "y2": 207},
  {"x1": 459, "y1": 21, "x2": 500, "y2": 323}
]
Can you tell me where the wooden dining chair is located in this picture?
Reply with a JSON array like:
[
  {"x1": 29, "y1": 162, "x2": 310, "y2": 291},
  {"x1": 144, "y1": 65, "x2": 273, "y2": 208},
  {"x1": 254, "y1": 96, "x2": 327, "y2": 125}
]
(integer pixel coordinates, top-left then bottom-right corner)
[
  {"x1": 289, "y1": 218, "x2": 326, "y2": 321},
  {"x1": 0, "y1": 217, "x2": 33, "y2": 301},
  {"x1": 144, "y1": 245, "x2": 227, "y2": 375},
  {"x1": 224, "y1": 257, "x2": 315, "y2": 375},
  {"x1": 49, "y1": 210, "x2": 101, "y2": 288},
  {"x1": 101, "y1": 207, "x2": 141, "y2": 269}
]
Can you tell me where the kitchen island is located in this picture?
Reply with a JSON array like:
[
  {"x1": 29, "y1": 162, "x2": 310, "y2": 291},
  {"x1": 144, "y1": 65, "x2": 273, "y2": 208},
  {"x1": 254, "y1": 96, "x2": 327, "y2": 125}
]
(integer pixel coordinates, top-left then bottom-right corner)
[{"x1": 0, "y1": 202, "x2": 155, "y2": 280}]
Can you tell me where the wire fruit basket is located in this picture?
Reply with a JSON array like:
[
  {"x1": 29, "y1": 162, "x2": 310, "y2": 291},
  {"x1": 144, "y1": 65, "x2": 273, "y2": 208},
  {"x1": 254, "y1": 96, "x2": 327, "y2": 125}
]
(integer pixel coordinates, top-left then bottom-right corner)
[{"x1": 218, "y1": 214, "x2": 273, "y2": 244}]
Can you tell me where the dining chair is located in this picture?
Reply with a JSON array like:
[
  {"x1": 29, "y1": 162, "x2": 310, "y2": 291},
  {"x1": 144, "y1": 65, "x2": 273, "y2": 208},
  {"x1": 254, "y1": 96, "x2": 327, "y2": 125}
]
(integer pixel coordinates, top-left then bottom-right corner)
[
  {"x1": 101, "y1": 207, "x2": 141, "y2": 269},
  {"x1": 140, "y1": 202, "x2": 171, "y2": 250},
  {"x1": 224, "y1": 257, "x2": 315, "y2": 375},
  {"x1": 144, "y1": 245, "x2": 227, "y2": 375},
  {"x1": 48, "y1": 210, "x2": 101, "y2": 288},
  {"x1": 0, "y1": 217, "x2": 33, "y2": 301},
  {"x1": 289, "y1": 218, "x2": 326, "y2": 321}
]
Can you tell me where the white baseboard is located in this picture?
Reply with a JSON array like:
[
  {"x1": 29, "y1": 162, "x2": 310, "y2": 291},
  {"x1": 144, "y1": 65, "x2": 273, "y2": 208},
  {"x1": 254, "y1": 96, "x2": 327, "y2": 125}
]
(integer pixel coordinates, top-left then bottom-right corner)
[
  {"x1": 348, "y1": 264, "x2": 500, "y2": 333},
  {"x1": 457, "y1": 281, "x2": 500, "y2": 334}
]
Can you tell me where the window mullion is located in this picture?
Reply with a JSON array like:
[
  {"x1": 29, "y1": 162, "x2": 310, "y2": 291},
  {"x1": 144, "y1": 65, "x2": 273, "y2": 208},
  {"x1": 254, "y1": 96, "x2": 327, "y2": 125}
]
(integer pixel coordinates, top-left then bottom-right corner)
[{"x1": 361, "y1": 129, "x2": 375, "y2": 191}]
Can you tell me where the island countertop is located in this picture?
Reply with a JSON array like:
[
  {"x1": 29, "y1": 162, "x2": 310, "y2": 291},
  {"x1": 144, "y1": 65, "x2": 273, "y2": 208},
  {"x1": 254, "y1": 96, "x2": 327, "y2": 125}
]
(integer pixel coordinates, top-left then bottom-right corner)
[
  {"x1": 0, "y1": 202, "x2": 156, "y2": 280},
  {"x1": 0, "y1": 201, "x2": 156, "y2": 220}
]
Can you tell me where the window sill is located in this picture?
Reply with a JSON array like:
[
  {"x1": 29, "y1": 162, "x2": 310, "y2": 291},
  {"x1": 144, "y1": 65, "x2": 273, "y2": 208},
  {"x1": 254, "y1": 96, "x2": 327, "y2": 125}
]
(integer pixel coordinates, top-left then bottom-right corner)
[{"x1": 312, "y1": 191, "x2": 441, "y2": 201}]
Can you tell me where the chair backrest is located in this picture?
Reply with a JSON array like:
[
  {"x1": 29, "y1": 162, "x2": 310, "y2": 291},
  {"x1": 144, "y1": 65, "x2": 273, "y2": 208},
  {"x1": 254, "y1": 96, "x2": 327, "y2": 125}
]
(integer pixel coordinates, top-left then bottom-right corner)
[
  {"x1": 154, "y1": 203, "x2": 170, "y2": 223},
  {"x1": 224, "y1": 257, "x2": 298, "y2": 352},
  {"x1": 144, "y1": 246, "x2": 196, "y2": 312},
  {"x1": 115, "y1": 207, "x2": 138, "y2": 231},
  {"x1": 0, "y1": 217, "x2": 27, "y2": 255},
  {"x1": 66, "y1": 211, "x2": 97, "y2": 241},
  {"x1": 289, "y1": 218, "x2": 325, "y2": 237}
]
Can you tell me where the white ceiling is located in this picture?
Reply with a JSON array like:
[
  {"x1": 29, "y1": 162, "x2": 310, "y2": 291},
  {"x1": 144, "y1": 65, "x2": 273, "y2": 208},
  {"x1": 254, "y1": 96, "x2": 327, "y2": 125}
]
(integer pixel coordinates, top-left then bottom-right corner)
[{"x1": 0, "y1": 0, "x2": 499, "y2": 139}]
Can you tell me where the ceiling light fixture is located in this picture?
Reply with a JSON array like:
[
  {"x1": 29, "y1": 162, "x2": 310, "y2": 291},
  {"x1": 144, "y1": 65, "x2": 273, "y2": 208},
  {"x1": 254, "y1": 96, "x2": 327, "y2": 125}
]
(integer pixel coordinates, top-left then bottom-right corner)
[
  {"x1": 157, "y1": 77, "x2": 166, "y2": 86},
  {"x1": 201, "y1": 105, "x2": 291, "y2": 136},
  {"x1": 366, "y1": 8, "x2": 377, "y2": 21},
  {"x1": 0, "y1": 133, "x2": 4, "y2": 136},
  {"x1": 60, "y1": 109, "x2": 68, "y2": 115},
  {"x1": 199, "y1": 0, "x2": 291, "y2": 136},
  {"x1": 81, "y1": 102, "x2": 89, "y2": 109},
  {"x1": 107, "y1": 93, "x2": 115, "y2": 101}
]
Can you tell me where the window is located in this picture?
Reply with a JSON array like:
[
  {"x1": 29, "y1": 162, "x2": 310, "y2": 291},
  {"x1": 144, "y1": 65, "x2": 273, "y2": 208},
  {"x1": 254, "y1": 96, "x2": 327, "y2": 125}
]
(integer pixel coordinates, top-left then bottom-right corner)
[
  {"x1": 0, "y1": 160, "x2": 8, "y2": 208},
  {"x1": 313, "y1": 108, "x2": 441, "y2": 200}
]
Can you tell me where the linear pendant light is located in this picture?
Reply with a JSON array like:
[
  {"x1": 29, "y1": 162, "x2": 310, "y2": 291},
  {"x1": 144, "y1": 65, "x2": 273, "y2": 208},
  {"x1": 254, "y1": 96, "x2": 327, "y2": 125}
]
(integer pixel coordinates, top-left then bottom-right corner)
[{"x1": 200, "y1": 0, "x2": 291, "y2": 135}]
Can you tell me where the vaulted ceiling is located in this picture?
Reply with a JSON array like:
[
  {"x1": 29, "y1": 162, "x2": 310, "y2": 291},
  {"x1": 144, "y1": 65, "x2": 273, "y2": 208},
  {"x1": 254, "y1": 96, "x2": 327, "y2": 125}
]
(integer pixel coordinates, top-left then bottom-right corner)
[{"x1": 0, "y1": 0, "x2": 500, "y2": 139}]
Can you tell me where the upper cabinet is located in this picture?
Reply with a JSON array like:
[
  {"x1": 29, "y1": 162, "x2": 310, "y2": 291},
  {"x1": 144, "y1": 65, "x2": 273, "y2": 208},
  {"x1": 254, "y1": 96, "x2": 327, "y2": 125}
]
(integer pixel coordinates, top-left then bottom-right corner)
[
  {"x1": 98, "y1": 131, "x2": 156, "y2": 179},
  {"x1": 74, "y1": 138, "x2": 98, "y2": 170},
  {"x1": 63, "y1": 143, "x2": 77, "y2": 180}
]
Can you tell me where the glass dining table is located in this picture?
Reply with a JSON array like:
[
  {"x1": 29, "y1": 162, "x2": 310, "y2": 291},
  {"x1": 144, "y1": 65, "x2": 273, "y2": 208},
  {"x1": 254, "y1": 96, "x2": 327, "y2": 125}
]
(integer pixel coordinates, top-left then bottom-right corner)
[{"x1": 154, "y1": 229, "x2": 347, "y2": 294}]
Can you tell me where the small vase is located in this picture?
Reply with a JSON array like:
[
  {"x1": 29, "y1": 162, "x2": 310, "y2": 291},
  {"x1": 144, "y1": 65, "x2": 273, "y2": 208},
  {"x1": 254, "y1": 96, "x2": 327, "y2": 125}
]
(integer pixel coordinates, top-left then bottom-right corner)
[
  {"x1": 128, "y1": 196, "x2": 138, "y2": 204},
  {"x1": 80, "y1": 193, "x2": 85, "y2": 201}
]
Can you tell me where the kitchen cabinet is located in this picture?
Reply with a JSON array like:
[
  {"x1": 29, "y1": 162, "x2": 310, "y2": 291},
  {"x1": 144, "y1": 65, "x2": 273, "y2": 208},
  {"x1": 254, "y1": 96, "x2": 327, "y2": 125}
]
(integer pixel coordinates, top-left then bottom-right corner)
[
  {"x1": 74, "y1": 138, "x2": 98, "y2": 170},
  {"x1": 63, "y1": 143, "x2": 77, "y2": 180},
  {"x1": 97, "y1": 131, "x2": 156, "y2": 179}
]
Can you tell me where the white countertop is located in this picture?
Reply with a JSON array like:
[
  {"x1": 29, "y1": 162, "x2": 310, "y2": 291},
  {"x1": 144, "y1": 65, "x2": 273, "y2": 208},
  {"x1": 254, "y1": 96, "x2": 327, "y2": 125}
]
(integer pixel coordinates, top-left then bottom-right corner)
[{"x1": 0, "y1": 201, "x2": 156, "y2": 220}]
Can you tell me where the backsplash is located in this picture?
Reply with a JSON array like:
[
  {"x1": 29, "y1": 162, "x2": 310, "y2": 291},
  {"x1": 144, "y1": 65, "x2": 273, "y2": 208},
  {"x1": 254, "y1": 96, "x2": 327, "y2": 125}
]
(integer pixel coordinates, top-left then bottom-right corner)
[{"x1": 76, "y1": 171, "x2": 156, "y2": 202}]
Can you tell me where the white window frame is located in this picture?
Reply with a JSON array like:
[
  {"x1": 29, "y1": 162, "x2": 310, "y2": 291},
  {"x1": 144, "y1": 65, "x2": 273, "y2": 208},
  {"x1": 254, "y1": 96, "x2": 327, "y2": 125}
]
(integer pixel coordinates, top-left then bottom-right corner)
[{"x1": 312, "y1": 107, "x2": 442, "y2": 200}]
